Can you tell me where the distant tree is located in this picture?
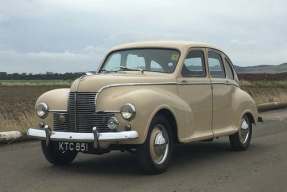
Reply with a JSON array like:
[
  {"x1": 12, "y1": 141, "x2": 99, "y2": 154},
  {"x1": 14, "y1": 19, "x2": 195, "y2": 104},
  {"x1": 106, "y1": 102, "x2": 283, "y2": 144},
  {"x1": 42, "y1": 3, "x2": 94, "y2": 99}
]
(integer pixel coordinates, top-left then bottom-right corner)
[{"x1": 0, "y1": 72, "x2": 84, "y2": 80}]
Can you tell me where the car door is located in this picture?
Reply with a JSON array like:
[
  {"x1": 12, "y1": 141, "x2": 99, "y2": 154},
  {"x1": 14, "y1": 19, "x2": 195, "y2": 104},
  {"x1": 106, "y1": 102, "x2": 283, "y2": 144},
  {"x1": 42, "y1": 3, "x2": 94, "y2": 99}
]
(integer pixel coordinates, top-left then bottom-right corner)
[
  {"x1": 208, "y1": 49, "x2": 236, "y2": 136},
  {"x1": 177, "y1": 48, "x2": 213, "y2": 140}
]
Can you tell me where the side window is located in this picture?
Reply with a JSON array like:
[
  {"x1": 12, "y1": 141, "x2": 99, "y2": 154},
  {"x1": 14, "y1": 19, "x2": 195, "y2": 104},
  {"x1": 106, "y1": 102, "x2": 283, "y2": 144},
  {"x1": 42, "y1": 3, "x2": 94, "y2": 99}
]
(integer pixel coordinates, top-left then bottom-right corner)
[
  {"x1": 224, "y1": 57, "x2": 234, "y2": 80},
  {"x1": 208, "y1": 51, "x2": 225, "y2": 78},
  {"x1": 182, "y1": 50, "x2": 205, "y2": 77},
  {"x1": 126, "y1": 54, "x2": 145, "y2": 69}
]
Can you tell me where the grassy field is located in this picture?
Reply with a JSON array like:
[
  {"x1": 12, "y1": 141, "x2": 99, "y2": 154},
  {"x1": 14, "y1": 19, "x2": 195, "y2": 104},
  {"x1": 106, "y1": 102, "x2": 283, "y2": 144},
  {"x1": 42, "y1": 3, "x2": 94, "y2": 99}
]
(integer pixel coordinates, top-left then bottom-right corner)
[
  {"x1": 241, "y1": 80, "x2": 287, "y2": 104},
  {"x1": 0, "y1": 79, "x2": 286, "y2": 132},
  {"x1": 0, "y1": 84, "x2": 69, "y2": 132}
]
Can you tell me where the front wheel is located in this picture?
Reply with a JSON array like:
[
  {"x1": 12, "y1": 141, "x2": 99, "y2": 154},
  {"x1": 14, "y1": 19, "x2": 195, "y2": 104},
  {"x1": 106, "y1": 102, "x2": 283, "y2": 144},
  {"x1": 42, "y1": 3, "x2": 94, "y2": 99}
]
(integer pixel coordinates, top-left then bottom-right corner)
[
  {"x1": 229, "y1": 115, "x2": 252, "y2": 150},
  {"x1": 41, "y1": 141, "x2": 78, "y2": 165},
  {"x1": 137, "y1": 115, "x2": 174, "y2": 174}
]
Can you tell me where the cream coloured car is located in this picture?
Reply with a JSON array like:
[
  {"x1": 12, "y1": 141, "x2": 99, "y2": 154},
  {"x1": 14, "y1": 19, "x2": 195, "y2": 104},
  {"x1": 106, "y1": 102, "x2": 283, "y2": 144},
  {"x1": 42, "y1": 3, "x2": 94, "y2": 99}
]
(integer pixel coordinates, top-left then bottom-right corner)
[{"x1": 28, "y1": 41, "x2": 258, "y2": 173}]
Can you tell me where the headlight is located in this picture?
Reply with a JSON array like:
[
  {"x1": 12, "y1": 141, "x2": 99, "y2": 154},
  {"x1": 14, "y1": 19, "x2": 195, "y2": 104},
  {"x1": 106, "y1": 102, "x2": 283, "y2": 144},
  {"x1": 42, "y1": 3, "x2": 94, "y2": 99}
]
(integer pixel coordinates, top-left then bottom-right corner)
[
  {"x1": 36, "y1": 103, "x2": 49, "y2": 118},
  {"x1": 120, "y1": 103, "x2": 136, "y2": 120},
  {"x1": 107, "y1": 117, "x2": 119, "y2": 130}
]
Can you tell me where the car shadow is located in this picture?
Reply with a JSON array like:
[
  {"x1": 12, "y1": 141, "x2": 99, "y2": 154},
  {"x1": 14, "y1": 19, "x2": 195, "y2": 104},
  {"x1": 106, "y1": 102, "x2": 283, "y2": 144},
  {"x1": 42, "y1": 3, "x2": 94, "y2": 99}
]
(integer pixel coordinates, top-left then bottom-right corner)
[{"x1": 45, "y1": 139, "x2": 263, "y2": 176}]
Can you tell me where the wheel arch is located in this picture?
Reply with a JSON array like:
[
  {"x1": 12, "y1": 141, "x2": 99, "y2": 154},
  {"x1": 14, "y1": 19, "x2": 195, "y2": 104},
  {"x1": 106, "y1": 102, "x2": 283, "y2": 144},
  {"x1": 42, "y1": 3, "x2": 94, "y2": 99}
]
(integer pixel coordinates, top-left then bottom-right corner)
[
  {"x1": 243, "y1": 111, "x2": 256, "y2": 125},
  {"x1": 238, "y1": 109, "x2": 257, "y2": 130},
  {"x1": 234, "y1": 88, "x2": 258, "y2": 127},
  {"x1": 147, "y1": 106, "x2": 179, "y2": 143}
]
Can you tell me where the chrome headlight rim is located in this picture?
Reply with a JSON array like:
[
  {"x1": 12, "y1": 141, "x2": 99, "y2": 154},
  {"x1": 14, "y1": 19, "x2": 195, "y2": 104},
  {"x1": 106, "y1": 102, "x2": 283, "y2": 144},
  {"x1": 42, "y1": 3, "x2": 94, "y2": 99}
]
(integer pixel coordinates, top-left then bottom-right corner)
[
  {"x1": 36, "y1": 102, "x2": 49, "y2": 119},
  {"x1": 120, "y1": 103, "x2": 136, "y2": 120}
]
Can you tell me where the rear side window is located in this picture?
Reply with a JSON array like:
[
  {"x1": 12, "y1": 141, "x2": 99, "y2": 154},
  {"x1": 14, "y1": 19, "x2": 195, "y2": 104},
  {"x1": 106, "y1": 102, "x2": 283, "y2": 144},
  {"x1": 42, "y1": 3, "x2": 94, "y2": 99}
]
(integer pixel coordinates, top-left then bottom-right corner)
[
  {"x1": 208, "y1": 51, "x2": 225, "y2": 78},
  {"x1": 224, "y1": 58, "x2": 234, "y2": 80},
  {"x1": 182, "y1": 50, "x2": 206, "y2": 77}
]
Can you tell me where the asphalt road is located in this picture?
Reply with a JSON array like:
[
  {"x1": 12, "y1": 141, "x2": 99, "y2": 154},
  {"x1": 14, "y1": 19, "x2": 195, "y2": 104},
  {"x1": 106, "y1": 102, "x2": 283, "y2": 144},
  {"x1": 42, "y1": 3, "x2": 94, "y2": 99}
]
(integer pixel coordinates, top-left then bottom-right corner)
[{"x1": 1, "y1": 109, "x2": 287, "y2": 192}]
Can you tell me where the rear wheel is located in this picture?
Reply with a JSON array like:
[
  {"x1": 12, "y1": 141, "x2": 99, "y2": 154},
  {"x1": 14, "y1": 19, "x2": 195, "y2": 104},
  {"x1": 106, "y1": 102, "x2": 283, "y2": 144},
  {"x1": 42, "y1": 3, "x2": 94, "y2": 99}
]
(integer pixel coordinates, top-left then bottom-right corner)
[
  {"x1": 229, "y1": 115, "x2": 252, "y2": 150},
  {"x1": 41, "y1": 141, "x2": 78, "y2": 165},
  {"x1": 137, "y1": 115, "x2": 174, "y2": 174}
]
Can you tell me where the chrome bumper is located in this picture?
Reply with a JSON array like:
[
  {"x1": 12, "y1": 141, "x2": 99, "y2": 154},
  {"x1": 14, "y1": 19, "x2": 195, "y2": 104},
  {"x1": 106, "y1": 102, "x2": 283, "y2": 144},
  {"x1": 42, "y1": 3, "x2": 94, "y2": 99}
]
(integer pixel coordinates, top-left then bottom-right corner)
[{"x1": 27, "y1": 128, "x2": 139, "y2": 143}]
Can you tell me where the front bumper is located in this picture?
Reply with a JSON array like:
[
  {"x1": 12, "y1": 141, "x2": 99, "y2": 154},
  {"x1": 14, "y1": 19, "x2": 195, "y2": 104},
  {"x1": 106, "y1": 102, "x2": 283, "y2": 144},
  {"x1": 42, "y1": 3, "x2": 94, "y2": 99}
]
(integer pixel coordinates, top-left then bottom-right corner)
[{"x1": 27, "y1": 128, "x2": 139, "y2": 143}]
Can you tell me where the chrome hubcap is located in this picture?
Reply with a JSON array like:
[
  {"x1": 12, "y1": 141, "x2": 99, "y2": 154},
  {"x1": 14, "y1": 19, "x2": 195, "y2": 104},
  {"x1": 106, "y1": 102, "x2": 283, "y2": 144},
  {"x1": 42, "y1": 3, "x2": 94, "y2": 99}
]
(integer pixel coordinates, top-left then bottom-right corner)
[
  {"x1": 150, "y1": 125, "x2": 169, "y2": 165},
  {"x1": 239, "y1": 118, "x2": 250, "y2": 144}
]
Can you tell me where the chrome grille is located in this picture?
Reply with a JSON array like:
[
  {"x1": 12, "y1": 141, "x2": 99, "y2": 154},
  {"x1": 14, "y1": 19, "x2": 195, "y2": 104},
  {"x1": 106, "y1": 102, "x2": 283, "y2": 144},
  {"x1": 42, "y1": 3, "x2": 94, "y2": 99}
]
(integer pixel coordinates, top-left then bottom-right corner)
[
  {"x1": 53, "y1": 92, "x2": 115, "y2": 133},
  {"x1": 68, "y1": 92, "x2": 96, "y2": 132}
]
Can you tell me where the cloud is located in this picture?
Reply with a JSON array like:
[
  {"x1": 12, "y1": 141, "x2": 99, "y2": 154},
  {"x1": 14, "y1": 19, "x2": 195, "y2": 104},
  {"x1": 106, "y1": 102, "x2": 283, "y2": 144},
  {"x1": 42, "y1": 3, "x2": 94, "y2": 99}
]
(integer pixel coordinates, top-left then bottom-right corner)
[{"x1": 0, "y1": 0, "x2": 287, "y2": 72}]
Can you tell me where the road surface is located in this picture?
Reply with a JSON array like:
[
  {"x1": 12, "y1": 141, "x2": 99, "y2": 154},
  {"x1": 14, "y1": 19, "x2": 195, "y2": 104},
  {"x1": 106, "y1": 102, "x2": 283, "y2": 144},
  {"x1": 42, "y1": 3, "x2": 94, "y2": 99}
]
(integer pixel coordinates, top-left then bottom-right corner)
[{"x1": 0, "y1": 109, "x2": 287, "y2": 192}]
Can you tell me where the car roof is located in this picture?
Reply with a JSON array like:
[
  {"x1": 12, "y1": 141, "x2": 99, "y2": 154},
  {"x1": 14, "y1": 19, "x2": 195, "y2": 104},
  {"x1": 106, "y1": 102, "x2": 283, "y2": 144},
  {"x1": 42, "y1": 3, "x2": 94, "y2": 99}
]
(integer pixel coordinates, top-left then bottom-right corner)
[{"x1": 110, "y1": 41, "x2": 224, "y2": 52}]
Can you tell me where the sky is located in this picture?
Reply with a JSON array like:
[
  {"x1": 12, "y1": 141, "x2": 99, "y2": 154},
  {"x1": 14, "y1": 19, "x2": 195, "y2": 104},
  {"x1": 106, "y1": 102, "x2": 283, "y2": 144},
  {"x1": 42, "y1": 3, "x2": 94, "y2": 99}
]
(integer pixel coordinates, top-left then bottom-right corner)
[{"x1": 0, "y1": 0, "x2": 286, "y2": 73}]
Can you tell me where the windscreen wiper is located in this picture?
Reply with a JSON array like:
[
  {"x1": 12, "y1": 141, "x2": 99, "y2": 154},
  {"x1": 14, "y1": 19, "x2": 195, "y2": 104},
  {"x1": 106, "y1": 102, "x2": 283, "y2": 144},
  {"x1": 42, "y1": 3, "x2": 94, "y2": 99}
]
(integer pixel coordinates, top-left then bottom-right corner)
[
  {"x1": 119, "y1": 66, "x2": 144, "y2": 73},
  {"x1": 100, "y1": 69, "x2": 119, "y2": 73}
]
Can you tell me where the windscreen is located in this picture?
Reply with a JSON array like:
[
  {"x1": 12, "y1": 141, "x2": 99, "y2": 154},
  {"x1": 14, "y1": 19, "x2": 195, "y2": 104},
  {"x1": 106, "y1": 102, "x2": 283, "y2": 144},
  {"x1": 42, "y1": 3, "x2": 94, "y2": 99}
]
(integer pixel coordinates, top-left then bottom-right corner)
[{"x1": 100, "y1": 48, "x2": 180, "y2": 73}]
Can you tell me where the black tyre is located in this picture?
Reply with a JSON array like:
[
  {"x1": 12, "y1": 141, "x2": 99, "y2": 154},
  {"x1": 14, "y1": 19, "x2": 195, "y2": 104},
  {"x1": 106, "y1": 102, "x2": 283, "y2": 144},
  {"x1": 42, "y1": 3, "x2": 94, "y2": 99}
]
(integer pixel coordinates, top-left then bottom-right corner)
[
  {"x1": 41, "y1": 141, "x2": 78, "y2": 165},
  {"x1": 229, "y1": 115, "x2": 252, "y2": 151},
  {"x1": 137, "y1": 115, "x2": 174, "y2": 174}
]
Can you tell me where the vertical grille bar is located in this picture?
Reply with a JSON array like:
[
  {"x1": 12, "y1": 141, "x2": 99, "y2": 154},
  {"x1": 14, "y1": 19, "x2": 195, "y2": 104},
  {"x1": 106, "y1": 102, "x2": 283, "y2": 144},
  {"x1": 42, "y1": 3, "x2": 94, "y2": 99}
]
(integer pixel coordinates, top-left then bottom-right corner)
[{"x1": 68, "y1": 92, "x2": 77, "y2": 131}]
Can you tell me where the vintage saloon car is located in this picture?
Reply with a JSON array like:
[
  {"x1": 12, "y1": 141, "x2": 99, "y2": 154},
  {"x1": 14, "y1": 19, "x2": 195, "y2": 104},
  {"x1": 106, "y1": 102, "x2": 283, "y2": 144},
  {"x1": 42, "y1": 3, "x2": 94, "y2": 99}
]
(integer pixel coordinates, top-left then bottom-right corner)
[{"x1": 28, "y1": 41, "x2": 258, "y2": 173}]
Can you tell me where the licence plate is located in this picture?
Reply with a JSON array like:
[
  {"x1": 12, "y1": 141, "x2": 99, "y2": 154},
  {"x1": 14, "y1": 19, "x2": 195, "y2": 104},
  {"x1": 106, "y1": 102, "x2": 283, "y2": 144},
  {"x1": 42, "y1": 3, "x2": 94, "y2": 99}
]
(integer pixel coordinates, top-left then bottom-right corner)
[{"x1": 58, "y1": 142, "x2": 89, "y2": 152}]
